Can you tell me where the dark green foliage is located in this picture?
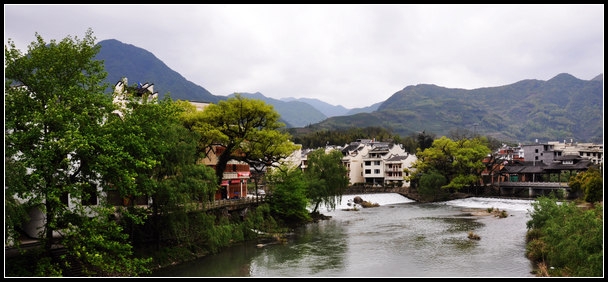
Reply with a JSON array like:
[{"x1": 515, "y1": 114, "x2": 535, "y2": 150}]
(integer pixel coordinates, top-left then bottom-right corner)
[
  {"x1": 417, "y1": 170, "x2": 449, "y2": 202},
  {"x1": 266, "y1": 167, "x2": 312, "y2": 227},
  {"x1": 288, "y1": 126, "x2": 401, "y2": 149}
]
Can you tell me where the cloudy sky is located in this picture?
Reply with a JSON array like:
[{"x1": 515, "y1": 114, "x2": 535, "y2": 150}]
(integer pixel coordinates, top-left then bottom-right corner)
[{"x1": 4, "y1": 4, "x2": 604, "y2": 109}]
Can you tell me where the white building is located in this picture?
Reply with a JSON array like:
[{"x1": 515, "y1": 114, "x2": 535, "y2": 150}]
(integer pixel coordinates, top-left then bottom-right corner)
[{"x1": 340, "y1": 139, "x2": 417, "y2": 187}]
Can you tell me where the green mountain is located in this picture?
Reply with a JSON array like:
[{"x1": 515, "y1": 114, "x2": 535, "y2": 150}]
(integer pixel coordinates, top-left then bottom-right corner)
[
  {"x1": 95, "y1": 39, "x2": 603, "y2": 144},
  {"x1": 309, "y1": 73, "x2": 603, "y2": 143},
  {"x1": 96, "y1": 39, "x2": 220, "y2": 104}
]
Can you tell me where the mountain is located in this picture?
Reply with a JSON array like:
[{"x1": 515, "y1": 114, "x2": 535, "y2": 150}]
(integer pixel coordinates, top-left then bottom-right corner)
[
  {"x1": 227, "y1": 92, "x2": 327, "y2": 128},
  {"x1": 280, "y1": 97, "x2": 350, "y2": 117},
  {"x1": 96, "y1": 39, "x2": 220, "y2": 104},
  {"x1": 307, "y1": 73, "x2": 603, "y2": 143},
  {"x1": 346, "y1": 102, "x2": 382, "y2": 115},
  {"x1": 95, "y1": 39, "x2": 603, "y2": 144}
]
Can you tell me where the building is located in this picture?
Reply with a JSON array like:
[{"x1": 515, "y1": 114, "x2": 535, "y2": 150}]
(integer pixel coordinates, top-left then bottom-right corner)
[
  {"x1": 289, "y1": 139, "x2": 417, "y2": 188},
  {"x1": 487, "y1": 140, "x2": 601, "y2": 185}
]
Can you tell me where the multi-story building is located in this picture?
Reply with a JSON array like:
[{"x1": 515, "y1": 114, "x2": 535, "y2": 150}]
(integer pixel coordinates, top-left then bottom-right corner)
[
  {"x1": 283, "y1": 139, "x2": 417, "y2": 188},
  {"x1": 520, "y1": 140, "x2": 603, "y2": 165},
  {"x1": 488, "y1": 140, "x2": 601, "y2": 185}
]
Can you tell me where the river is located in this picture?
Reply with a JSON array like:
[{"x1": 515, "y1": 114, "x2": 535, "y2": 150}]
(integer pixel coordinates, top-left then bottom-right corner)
[{"x1": 151, "y1": 193, "x2": 537, "y2": 277}]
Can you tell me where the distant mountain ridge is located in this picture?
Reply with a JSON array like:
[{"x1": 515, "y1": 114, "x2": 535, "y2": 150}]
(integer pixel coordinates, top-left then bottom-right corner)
[
  {"x1": 97, "y1": 39, "x2": 220, "y2": 104},
  {"x1": 228, "y1": 92, "x2": 327, "y2": 128},
  {"x1": 95, "y1": 39, "x2": 603, "y2": 143}
]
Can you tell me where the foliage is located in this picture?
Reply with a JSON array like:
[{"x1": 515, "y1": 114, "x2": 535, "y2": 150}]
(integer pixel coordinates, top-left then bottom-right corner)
[
  {"x1": 289, "y1": 126, "x2": 401, "y2": 149},
  {"x1": 60, "y1": 207, "x2": 153, "y2": 276},
  {"x1": 5, "y1": 29, "x2": 152, "y2": 276},
  {"x1": 417, "y1": 170, "x2": 448, "y2": 201},
  {"x1": 101, "y1": 82, "x2": 219, "y2": 254},
  {"x1": 265, "y1": 165, "x2": 312, "y2": 226},
  {"x1": 191, "y1": 94, "x2": 299, "y2": 187},
  {"x1": 409, "y1": 136, "x2": 491, "y2": 193},
  {"x1": 526, "y1": 196, "x2": 603, "y2": 277},
  {"x1": 567, "y1": 167, "x2": 603, "y2": 203},
  {"x1": 304, "y1": 149, "x2": 349, "y2": 214}
]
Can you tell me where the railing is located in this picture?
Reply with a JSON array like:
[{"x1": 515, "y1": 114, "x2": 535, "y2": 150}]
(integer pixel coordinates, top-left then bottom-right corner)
[
  {"x1": 495, "y1": 182, "x2": 569, "y2": 188},
  {"x1": 204, "y1": 196, "x2": 265, "y2": 211}
]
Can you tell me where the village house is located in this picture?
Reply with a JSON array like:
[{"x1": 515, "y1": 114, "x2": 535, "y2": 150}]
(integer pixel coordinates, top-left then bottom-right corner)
[
  {"x1": 285, "y1": 139, "x2": 417, "y2": 188},
  {"x1": 483, "y1": 140, "x2": 601, "y2": 186}
]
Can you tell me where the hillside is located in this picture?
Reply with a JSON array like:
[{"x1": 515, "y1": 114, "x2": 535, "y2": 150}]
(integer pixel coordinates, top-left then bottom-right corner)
[
  {"x1": 96, "y1": 39, "x2": 220, "y2": 104},
  {"x1": 309, "y1": 73, "x2": 603, "y2": 143}
]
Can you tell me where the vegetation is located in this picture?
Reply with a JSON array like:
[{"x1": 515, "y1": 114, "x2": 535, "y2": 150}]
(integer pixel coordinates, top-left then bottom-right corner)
[
  {"x1": 303, "y1": 149, "x2": 350, "y2": 214},
  {"x1": 525, "y1": 195, "x2": 603, "y2": 277},
  {"x1": 5, "y1": 30, "x2": 299, "y2": 277},
  {"x1": 406, "y1": 136, "x2": 492, "y2": 201},
  {"x1": 288, "y1": 126, "x2": 440, "y2": 153},
  {"x1": 567, "y1": 167, "x2": 603, "y2": 203},
  {"x1": 6, "y1": 29, "x2": 602, "y2": 277},
  {"x1": 184, "y1": 94, "x2": 300, "y2": 191},
  {"x1": 265, "y1": 165, "x2": 312, "y2": 227},
  {"x1": 306, "y1": 78, "x2": 602, "y2": 144},
  {"x1": 5, "y1": 29, "x2": 151, "y2": 276}
]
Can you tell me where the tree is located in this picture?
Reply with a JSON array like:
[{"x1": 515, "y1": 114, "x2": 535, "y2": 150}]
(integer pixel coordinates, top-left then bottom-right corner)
[
  {"x1": 265, "y1": 165, "x2": 311, "y2": 226},
  {"x1": 417, "y1": 170, "x2": 448, "y2": 202},
  {"x1": 567, "y1": 167, "x2": 603, "y2": 203},
  {"x1": 417, "y1": 131, "x2": 435, "y2": 152},
  {"x1": 304, "y1": 149, "x2": 349, "y2": 214},
  {"x1": 102, "y1": 93, "x2": 218, "y2": 251},
  {"x1": 191, "y1": 94, "x2": 299, "y2": 190},
  {"x1": 5, "y1": 29, "x2": 150, "y2": 276},
  {"x1": 409, "y1": 136, "x2": 491, "y2": 193}
]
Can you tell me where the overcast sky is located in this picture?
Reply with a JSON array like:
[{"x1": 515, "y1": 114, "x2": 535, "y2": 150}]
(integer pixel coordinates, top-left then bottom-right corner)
[{"x1": 4, "y1": 4, "x2": 604, "y2": 109}]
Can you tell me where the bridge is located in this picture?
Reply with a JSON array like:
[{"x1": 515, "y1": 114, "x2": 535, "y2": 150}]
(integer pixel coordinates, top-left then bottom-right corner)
[
  {"x1": 492, "y1": 181, "x2": 570, "y2": 198},
  {"x1": 205, "y1": 196, "x2": 265, "y2": 211}
]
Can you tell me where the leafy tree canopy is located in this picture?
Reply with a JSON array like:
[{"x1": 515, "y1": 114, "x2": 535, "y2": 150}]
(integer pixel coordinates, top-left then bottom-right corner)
[
  {"x1": 191, "y1": 94, "x2": 300, "y2": 185},
  {"x1": 304, "y1": 149, "x2": 349, "y2": 214},
  {"x1": 410, "y1": 136, "x2": 491, "y2": 192}
]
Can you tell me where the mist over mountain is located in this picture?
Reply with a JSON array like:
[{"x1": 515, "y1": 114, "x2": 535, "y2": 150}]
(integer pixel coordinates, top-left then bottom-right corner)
[
  {"x1": 280, "y1": 97, "x2": 350, "y2": 117},
  {"x1": 95, "y1": 39, "x2": 603, "y2": 144}
]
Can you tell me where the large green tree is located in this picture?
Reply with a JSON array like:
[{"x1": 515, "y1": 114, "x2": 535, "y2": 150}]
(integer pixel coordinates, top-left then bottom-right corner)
[
  {"x1": 409, "y1": 136, "x2": 491, "y2": 193},
  {"x1": 304, "y1": 148, "x2": 349, "y2": 214},
  {"x1": 189, "y1": 94, "x2": 299, "y2": 190},
  {"x1": 102, "y1": 92, "x2": 218, "y2": 251},
  {"x1": 5, "y1": 29, "x2": 150, "y2": 276}
]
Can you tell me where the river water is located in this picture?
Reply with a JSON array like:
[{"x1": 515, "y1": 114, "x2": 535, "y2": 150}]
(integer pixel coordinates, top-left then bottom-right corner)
[{"x1": 151, "y1": 193, "x2": 537, "y2": 277}]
